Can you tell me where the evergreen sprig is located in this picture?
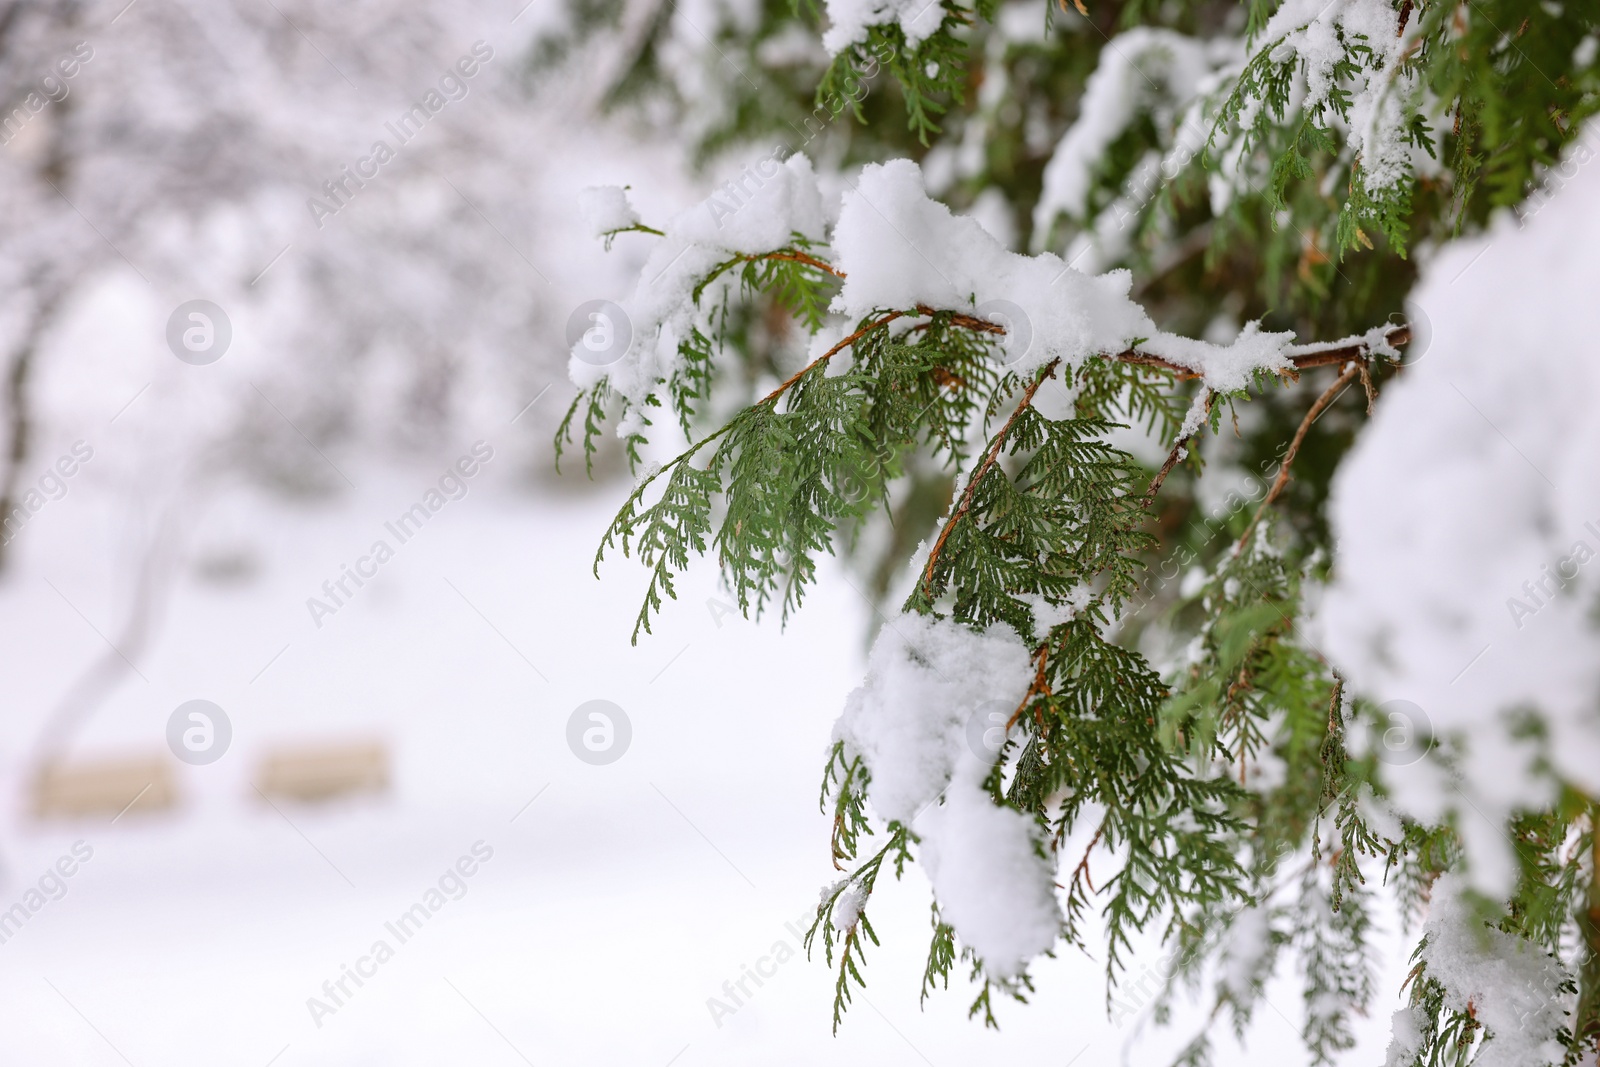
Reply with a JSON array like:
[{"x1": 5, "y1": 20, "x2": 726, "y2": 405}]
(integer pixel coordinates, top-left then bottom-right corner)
[{"x1": 555, "y1": 0, "x2": 1600, "y2": 1054}]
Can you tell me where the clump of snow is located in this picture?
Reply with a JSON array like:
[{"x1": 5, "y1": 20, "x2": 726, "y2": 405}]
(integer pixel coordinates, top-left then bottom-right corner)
[
  {"x1": 569, "y1": 153, "x2": 827, "y2": 436},
  {"x1": 1144, "y1": 320, "x2": 1296, "y2": 394},
  {"x1": 820, "y1": 0, "x2": 943, "y2": 55},
  {"x1": 831, "y1": 160, "x2": 1155, "y2": 375},
  {"x1": 1175, "y1": 390, "x2": 1213, "y2": 441},
  {"x1": 577, "y1": 185, "x2": 640, "y2": 239},
  {"x1": 672, "y1": 153, "x2": 828, "y2": 255},
  {"x1": 832, "y1": 612, "x2": 1058, "y2": 977},
  {"x1": 1384, "y1": 1005, "x2": 1427, "y2": 1067},
  {"x1": 833, "y1": 611, "x2": 1032, "y2": 822},
  {"x1": 1020, "y1": 587, "x2": 1090, "y2": 642},
  {"x1": 1385, "y1": 877, "x2": 1572, "y2": 1067},
  {"x1": 1319, "y1": 125, "x2": 1600, "y2": 895},
  {"x1": 832, "y1": 883, "x2": 867, "y2": 931},
  {"x1": 1254, "y1": 0, "x2": 1421, "y2": 193},
  {"x1": 917, "y1": 772, "x2": 1061, "y2": 979}
]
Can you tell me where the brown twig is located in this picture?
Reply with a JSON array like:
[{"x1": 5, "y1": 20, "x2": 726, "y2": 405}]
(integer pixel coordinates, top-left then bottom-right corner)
[
  {"x1": 1115, "y1": 326, "x2": 1410, "y2": 378},
  {"x1": 917, "y1": 305, "x2": 1005, "y2": 334},
  {"x1": 742, "y1": 248, "x2": 1406, "y2": 541},
  {"x1": 1234, "y1": 362, "x2": 1363, "y2": 556},
  {"x1": 1141, "y1": 391, "x2": 1213, "y2": 509},
  {"x1": 920, "y1": 361, "x2": 1061, "y2": 598},
  {"x1": 1006, "y1": 643, "x2": 1054, "y2": 732},
  {"x1": 1070, "y1": 819, "x2": 1108, "y2": 897},
  {"x1": 760, "y1": 309, "x2": 906, "y2": 405},
  {"x1": 751, "y1": 249, "x2": 845, "y2": 278}
]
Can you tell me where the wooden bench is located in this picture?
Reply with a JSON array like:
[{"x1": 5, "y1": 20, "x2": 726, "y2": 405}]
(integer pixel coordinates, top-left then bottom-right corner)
[
  {"x1": 31, "y1": 756, "x2": 177, "y2": 819},
  {"x1": 254, "y1": 740, "x2": 388, "y2": 803}
]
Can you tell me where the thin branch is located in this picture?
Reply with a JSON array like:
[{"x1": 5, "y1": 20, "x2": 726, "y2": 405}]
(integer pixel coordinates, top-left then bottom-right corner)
[
  {"x1": 605, "y1": 308, "x2": 911, "y2": 522},
  {"x1": 751, "y1": 249, "x2": 844, "y2": 277},
  {"x1": 921, "y1": 361, "x2": 1060, "y2": 598},
  {"x1": 1007, "y1": 642, "x2": 1053, "y2": 733},
  {"x1": 920, "y1": 305, "x2": 1004, "y2": 334},
  {"x1": 1234, "y1": 362, "x2": 1362, "y2": 555},
  {"x1": 761, "y1": 310, "x2": 906, "y2": 405},
  {"x1": 1141, "y1": 391, "x2": 1213, "y2": 509},
  {"x1": 605, "y1": 222, "x2": 665, "y2": 239},
  {"x1": 1114, "y1": 326, "x2": 1409, "y2": 378},
  {"x1": 640, "y1": 247, "x2": 1407, "y2": 545},
  {"x1": 1070, "y1": 818, "x2": 1108, "y2": 898}
]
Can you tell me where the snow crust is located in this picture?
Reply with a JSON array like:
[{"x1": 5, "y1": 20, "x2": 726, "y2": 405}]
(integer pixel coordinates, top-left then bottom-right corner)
[
  {"x1": 1320, "y1": 128, "x2": 1600, "y2": 894},
  {"x1": 832, "y1": 612, "x2": 1059, "y2": 977},
  {"x1": 917, "y1": 780, "x2": 1062, "y2": 980},
  {"x1": 1144, "y1": 320, "x2": 1296, "y2": 395},
  {"x1": 833, "y1": 612, "x2": 1032, "y2": 823}
]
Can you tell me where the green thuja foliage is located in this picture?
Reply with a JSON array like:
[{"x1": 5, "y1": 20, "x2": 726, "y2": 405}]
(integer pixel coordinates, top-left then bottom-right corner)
[
  {"x1": 550, "y1": 0, "x2": 1600, "y2": 1061},
  {"x1": 560, "y1": 220, "x2": 1401, "y2": 1052}
]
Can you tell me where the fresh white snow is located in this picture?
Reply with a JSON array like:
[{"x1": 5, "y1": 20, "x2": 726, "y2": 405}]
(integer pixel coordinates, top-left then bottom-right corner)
[
  {"x1": 1320, "y1": 123, "x2": 1600, "y2": 895},
  {"x1": 578, "y1": 185, "x2": 642, "y2": 237},
  {"x1": 1384, "y1": 877, "x2": 1572, "y2": 1067},
  {"x1": 831, "y1": 612, "x2": 1059, "y2": 978}
]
